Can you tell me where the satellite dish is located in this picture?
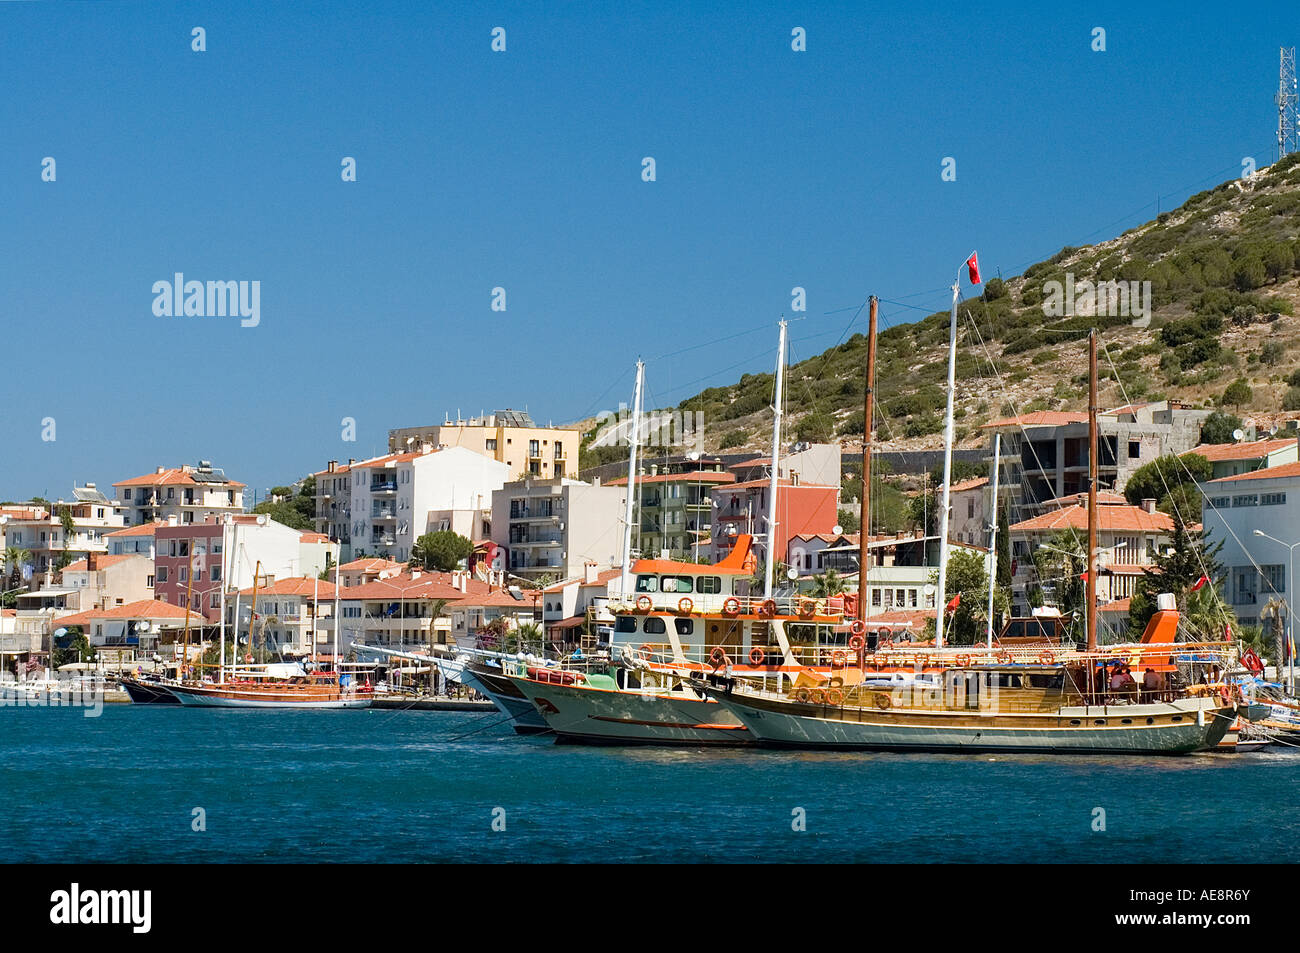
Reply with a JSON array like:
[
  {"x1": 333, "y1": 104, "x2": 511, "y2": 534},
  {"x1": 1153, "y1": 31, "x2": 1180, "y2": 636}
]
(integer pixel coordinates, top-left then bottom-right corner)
[
  {"x1": 137, "y1": 621, "x2": 152, "y2": 633},
  {"x1": 53, "y1": 627, "x2": 68, "y2": 638},
  {"x1": 832, "y1": 524, "x2": 844, "y2": 536},
  {"x1": 256, "y1": 514, "x2": 268, "y2": 525},
  {"x1": 1232, "y1": 429, "x2": 1245, "y2": 442},
  {"x1": 923, "y1": 584, "x2": 936, "y2": 597},
  {"x1": 786, "y1": 567, "x2": 799, "y2": 581},
  {"x1": 686, "y1": 451, "x2": 700, "y2": 461},
  {"x1": 1270, "y1": 424, "x2": 1279, "y2": 436}
]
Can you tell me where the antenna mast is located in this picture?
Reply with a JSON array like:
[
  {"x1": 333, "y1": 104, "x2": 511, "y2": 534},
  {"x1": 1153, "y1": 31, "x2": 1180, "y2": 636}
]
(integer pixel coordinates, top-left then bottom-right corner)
[{"x1": 1279, "y1": 46, "x2": 1298, "y2": 163}]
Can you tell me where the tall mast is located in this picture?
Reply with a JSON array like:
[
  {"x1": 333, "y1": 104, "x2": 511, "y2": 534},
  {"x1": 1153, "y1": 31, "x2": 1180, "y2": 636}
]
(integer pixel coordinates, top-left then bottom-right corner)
[
  {"x1": 181, "y1": 537, "x2": 195, "y2": 681},
  {"x1": 218, "y1": 518, "x2": 228, "y2": 683},
  {"x1": 764, "y1": 320, "x2": 788, "y2": 600},
  {"x1": 985, "y1": 432, "x2": 1001, "y2": 649},
  {"x1": 935, "y1": 274, "x2": 961, "y2": 649},
  {"x1": 249, "y1": 559, "x2": 262, "y2": 662},
  {"x1": 857, "y1": 297, "x2": 878, "y2": 622},
  {"x1": 333, "y1": 555, "x2": 341, "y2": 684},
  {"x1": 618, "y1": 360, "x2": 645, "y2": 603},
  {"x1": 1087, "y1": 329, "x2": 1099, "y2": 652}
]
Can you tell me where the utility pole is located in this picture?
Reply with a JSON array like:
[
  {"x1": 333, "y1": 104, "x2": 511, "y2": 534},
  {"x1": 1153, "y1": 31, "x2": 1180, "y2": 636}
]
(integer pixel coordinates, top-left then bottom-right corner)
[{"x1": 858, "y1": 297, "x2": 878, "y2": 622}]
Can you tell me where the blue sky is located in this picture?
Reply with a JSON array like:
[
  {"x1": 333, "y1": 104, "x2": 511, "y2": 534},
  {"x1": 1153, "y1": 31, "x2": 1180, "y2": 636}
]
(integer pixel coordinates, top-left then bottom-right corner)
[{"x1": 1, "y1": 0, "x2": 1293, "y2": 501}]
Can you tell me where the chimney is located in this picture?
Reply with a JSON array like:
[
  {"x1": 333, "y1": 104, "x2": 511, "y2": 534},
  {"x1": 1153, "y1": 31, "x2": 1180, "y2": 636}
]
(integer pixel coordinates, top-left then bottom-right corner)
[
  {"x1": 1141, "y1": 498, "x2": 1157, "y2": 514},
  {"x1": 156, "y1": 466, "x2": 166, "y2": 474},
  {"x1": 87, "y1": 552, "x2": 99, "y2": 572},
  {"x1": 168, "y1": 515, "x2": 178, "y2": 526},
  {"x1": 584, "y1": 561, "x2": 599, "y2": 585}
]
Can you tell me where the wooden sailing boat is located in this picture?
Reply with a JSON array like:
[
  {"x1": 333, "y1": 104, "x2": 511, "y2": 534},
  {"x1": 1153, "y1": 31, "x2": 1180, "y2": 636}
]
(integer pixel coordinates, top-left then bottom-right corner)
[{"x1": 697, "y1": 293, "x2": 1243, "y2": 753}]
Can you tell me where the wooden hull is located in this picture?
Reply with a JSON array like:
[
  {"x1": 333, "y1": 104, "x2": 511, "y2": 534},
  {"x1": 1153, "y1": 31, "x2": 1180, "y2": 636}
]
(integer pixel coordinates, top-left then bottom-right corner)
[
  {"x1": 505, "y1": 675, "x2": 754, "y2": 746},
  {"x1": 118, "y1": 677, "x2": 181, "y2": 705},
  {"x1": 706, "y1": 688, "x2": 1235, "y2": 754},
  {"x1": 169, "y1": 683, "x2": 371, "y2": 709}
]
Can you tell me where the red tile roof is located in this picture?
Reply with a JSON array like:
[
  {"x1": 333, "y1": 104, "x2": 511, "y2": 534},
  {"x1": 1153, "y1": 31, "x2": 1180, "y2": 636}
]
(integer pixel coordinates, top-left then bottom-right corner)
[
  {"x1": 114, "y1": 468, "x2": 246, "y2": 489},
  {"x1": 239, "y1": 577, "x2": 340, "y2": 599},
  {"x1": 61, "y1": 555, "x2": 143, "y2": 572},
  {"x1": 1207, "y1": 460, "x2": 1300, "y2": 484},
  {"x1": 338, "y1": 557, "x2": 403, "y2": 573},
  {"x1": 55, "y1": 599, "x2": 205, "y2": 628},
  {"x1": 1187, "y1": 438, "x2": 1297, "y2": 463},
  {"x1": 104, "y1": 522, "x2": 161, "y2": 537},
  {"x1": 945, "y1": 477, "x2": 988, "y2": 493},
  {"x1": 716, "y1": 478, "x2": 838, "y2": 492},
  {"x1": 299, "y1": 532, "x2": 331, "y2": 544},
  {"x1": 1009, "y1": 501, "x2": 1173, "y2": 534},
  {"x1": 981, "y1": 411, "x2": 1088, "y2": 429}
]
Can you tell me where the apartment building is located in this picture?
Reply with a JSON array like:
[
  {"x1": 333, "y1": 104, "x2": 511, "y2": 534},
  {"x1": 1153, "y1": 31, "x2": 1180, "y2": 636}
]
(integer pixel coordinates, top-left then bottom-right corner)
[
  {"x1": 49, "y1": 598, "x2": 204, "y2": 661},
  {"x1": 104, "y1": 522, "x2": 160, "y2": 558},
  {"x1": 156, "y1": 515, "x2": 338, "y2": 622},
  {"x1": 710, "y1": 477, "x2": 840, "y2": 569},
  {"x1": 1201, "y1": 461, "x2": 1300, "y2": 628},
  {"x1": 346, "y1": 445, "x2": 508, "y2": 563},
  {"x1": 541, "y1": 564, "x2": 626, "y2": 643},
  {"x1": 984, "y1": 401, "x2": 1210, "y2": 524},
  {"x1": 727, "y1": 443, "x2": 842, "y2": 488},
  {"x1": 491, "y1": 477, "x2": 626, "y2": 582},
  {"x1": 608, "y1": 461, "x2": 735, "y2": 561},
  {"x1": 338, "y1": 570, "x2": 469, "y2": 650},
  {"x1": 1007, "y1": 492, "x2": 1174, "y2": 617},
  {"x1": 60, "y1": 553, "x2": 155, "y2": 610},
  {"x1": 0, "y1": 486, "x2": 126, "y2": 580},
  {"x1": 945, "y1": 476, "x2": 990, "y2": 546},
  {"x1": 114, "y1": 462, "x2": 245, "y2": 527},
  {"x1": 388, "y1": 409, "x2": 579, "y2": 480},
  {"x1": 335, "y1": 557, "x2": 404, "y2": 587},
  {"x1": 313, "y1": 459, "x2": 354, "y2": 550},
  {"x1": 1183, "y1": 438, "x2": 1298, "y2": 480},
  {"x1": 231, "y1": 577, "x2": 340, "y2": 656}
]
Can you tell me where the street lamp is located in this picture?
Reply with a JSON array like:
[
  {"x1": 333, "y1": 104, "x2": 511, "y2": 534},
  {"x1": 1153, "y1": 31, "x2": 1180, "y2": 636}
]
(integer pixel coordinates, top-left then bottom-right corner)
[{"x1": 1254, "y1": 529, "x2": 1297, "y2": 691}]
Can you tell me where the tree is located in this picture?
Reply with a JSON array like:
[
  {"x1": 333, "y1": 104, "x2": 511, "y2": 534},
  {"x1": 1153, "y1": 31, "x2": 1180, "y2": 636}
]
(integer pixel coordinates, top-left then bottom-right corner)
[
  {"x1": 810, "y1": 569, "x2": 848, "y2": 598},
  {"x1": 1127, "y1": 511, "x2": 1226, "y2": 639},
  {"x1": 409, "y1": 531, "x2": 473, "y2": 572},
  {"x1": 1198, "y1": 410, "x2": 1243, "y2": 445},
  {"x1": 1030, "y1": 529, "x2": 1086, "y2": 621},
  {"x1": 252, "y1": 476, "x2": 316, "y2": 532},
  {"x1": 3, "y1": 546, "x2": 32, "y2": 592},
  {"x1": 835, "y1": 508, "x2": 860, "y2": 533},
  {"x1": 1220, "y1": 378, "x2": 1252, "y2": 409},
  {"x1": 925, "y1": 548, "x2": 1009, "y2": 646},
  {"x1": 1122, "y1": 453, "x2": 1211, "y2": 510}
]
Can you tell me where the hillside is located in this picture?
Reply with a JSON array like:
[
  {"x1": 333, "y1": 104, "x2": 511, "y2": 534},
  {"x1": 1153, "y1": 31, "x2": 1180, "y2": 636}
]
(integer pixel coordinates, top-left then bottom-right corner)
[{"x1": 583, "y1": 153, "x2": 1300, "y2": 467}]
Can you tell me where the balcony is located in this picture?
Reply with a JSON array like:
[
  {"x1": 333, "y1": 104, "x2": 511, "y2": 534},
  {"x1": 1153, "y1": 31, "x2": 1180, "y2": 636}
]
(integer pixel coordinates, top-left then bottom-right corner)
[
  {"x1": 371, "y1": 506, "x2": 397, "y2": 520},
  {"x1": 370, "y1": 481, "x2": 398, "y2": 494},
  {"x1": 371, "y1": 535, "x2": 396, "y2": 547}
]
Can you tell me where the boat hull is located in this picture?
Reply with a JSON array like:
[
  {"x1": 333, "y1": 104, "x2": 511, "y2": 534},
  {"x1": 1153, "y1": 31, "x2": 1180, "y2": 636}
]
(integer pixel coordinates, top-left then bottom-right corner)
[
  {"x1": 168, "y1": 684, "x2": 371, "y2": 709},
  {"x1": 707, "y1": 689, "x2": 1234, "y2": 754},
  {"x1": 506, "y1": 675, "x2": 754, "y2": 746},
  {"x1": 459, "y1": 665, "x2": 550, "y2": 734},
  {"x1": 118, "y1": 677, "x2": 181, "y2": 705}
]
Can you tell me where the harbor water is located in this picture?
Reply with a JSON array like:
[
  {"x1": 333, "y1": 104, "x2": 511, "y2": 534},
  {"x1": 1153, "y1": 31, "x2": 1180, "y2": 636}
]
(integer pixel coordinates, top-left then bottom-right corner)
[{"x1": 4, "y1": 706, "x2": 1298, "y2": 863}]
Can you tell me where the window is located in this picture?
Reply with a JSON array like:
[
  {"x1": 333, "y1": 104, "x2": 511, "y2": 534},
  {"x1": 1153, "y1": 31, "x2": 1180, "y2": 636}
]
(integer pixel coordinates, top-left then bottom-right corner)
[
  {"x1": 486, "y1": 439, "x2": 498, "y2": 451},
  {"x1": 146, "y1": 575, "x2": 155, "y2": 587},
  {"x1": 1232, "y1": 494, "x2": 1259, "y2": 507},
  {"x1": 660, "y1": 575, "x2": 693, "y2": 593},
  {"x1": 1261, "y1": 492, "x2": 1287, "y2": 506},
  {"x1": 1128, "y1": 441, "x2": 1140, "y2": 459},
  {"x1": 615, "y1": 616, "x2": 638, "y2": 633},
  {"x1": 634, "y1": 575, "x2": 660, "y2": 593},
  {"x1": 124, "y1": 489, "x2": 133, "y2": 500},
  {"x1": 643, "y1": 617, "x2": 667, "y2": 635},
  {"x1": 1262, "y1": 564, "x2": 1285, "y2": 594},
  {"x1": 210, "y1": 565, "x2": 221, "y2": 582},
  {"x1": 697, "y1": 576, "x2": 722, "y2": 594},
  {"x1": 674, "y1": 618, "x2": 694, "y2": 636},
  {"x1": 967, "y1": 497, "x2": 975, "y2": 518}
]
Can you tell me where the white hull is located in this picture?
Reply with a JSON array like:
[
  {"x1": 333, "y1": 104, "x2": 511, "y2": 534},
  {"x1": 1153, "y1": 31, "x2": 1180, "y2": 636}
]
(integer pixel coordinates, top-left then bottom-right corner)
[
  {"x1": 507, "y1": 675, "x2": 753, "y2": 746},
  {"x1": 458, "y1": 666, "x2": 549, "y2": 734},
  {"x1": 710, "y1": 691, "x2": 1232, "y2": 754}
]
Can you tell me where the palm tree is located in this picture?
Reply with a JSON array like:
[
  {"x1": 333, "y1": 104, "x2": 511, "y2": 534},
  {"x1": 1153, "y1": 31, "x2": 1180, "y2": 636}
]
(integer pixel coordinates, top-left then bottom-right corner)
[
  {"x1": 3, "y1": 546, "x2": 32, "y2": 591},
  {"x1": 810, "y1": 569, "x2": 848, "y2": 599},
  {"x1": 1261, "y1": 597, "x2": 1286, "y2": 682},
  {"x1": 426, "y1": 598, "x2": 449, "y2": 648}
]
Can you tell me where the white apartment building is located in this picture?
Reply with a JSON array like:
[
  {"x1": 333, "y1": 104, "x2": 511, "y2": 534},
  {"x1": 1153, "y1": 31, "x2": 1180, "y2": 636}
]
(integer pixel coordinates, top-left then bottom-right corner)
[
  {"x1": 0, "y1": 487, "x2": 126, "y2": 581},
  {"x1": 347, "y1": 446, "x2": 509, "y2": 563},
  {"x1": 104, "y1": 522, "x2": 159, "y2": 558},
  {"x1": 230, "y1": 577, "x2": 341, "y2": 657},
  {"x1": 313, "y1": 459, "x2": 354, "y2": 552},
  {"x1": 114, "y1": 462, "x2": 245, "y2": 527},
  {"x1": 491, "y1": 477, "x2": 627, "y2": 582},
  {"x1": 1201, "y1": 461, "x2": 1300, "y2": 628},
  {"x1": 388, "y1": 409, "x2": 579, "y2": 480},
  {"x1": 60, "y1": 553, "x2": 155, "y2": 610}
]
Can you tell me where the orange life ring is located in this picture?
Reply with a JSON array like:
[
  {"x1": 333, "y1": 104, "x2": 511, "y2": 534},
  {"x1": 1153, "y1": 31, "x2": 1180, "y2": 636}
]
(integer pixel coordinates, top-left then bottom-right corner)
[
  {"x1": 995, "y1": 651, "x2": 1013, "y2": 664},
  {"x1": 638, "y1": 643, "x2": 655, "y2": 660},
  {"x1": 849, "y1": 619, "x2": 867, "y2": 637},
  {"x1": 799, "y1": 597, "x2": 817, "y2": 617},
  {"x1": 874, "y1": 692, "x2": 891, "y2": 709},
  {"x1": 809, "y1": 688, "x2": 826, "y2": 704},
  {"x1": 831, "y1": 650, "x2": 847, "y2": 669},
  {"x1": 825, "y1": 688, "x2": 844, "y2": 706},
  {"x1": 678, "y1": 596, "x2": 694, "y2": 614},
  {"x1": 722, "y1": 597, "x2": 741, "y2": 616},
  {"x1": 635, "y1": 595, "x2": 652, "y2": 611},
  {"x1": 955, "y1": 654, "x2": 971, "y2": 666},
  {"x1": 1037, "y1": 650, "x2": 1056, "y2": 666},
  {"x1": 709, "y1": 647, "x2": 729, "y2": 669},
  {"x1": 793, "y1": 688, "x2": 811, "y2": 703},
  {"x1": 760, "y1": 599, "x2": 777, "y2": 617},
  {"x1": 848, "y1": 634, "x2": 865, "y2": 651},
  {"x1": 749, "y1": 647, "x2": 766, "y2": 665}
]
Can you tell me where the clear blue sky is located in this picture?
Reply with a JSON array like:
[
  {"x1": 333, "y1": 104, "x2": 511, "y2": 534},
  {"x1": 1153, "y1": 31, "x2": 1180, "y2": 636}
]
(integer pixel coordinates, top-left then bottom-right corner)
[{"x1": 1, "y1": 0, "x2": 1292, "y2": 502}]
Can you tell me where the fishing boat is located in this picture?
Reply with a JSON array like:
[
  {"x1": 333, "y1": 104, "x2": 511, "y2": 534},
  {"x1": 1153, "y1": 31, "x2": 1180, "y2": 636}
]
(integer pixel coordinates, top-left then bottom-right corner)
[{"x1": 168, "y1": 664, "x2": 371, "y2": 709}]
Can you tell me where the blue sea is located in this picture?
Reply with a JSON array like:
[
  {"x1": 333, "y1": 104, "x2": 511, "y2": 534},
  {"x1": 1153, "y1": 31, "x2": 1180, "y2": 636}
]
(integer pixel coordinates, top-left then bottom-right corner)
[{"x1": 3, "y1": 705, "x2": 1298, "y2": 863}]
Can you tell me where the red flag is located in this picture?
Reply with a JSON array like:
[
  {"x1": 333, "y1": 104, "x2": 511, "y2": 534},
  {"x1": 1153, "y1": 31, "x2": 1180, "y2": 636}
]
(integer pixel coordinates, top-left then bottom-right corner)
[
  {"x1": 945, "y1": 592, "x2": 961, "y2": 612},
  {"x1": 1191, "y1": 574, "x2": 1210, "y2": 591},
  {"x1": 1079, "y1": 570, "x2": 1088, "y2": 581},
  {"x1": 966, "y1": 252, "x2": 981, "y2": 285}
]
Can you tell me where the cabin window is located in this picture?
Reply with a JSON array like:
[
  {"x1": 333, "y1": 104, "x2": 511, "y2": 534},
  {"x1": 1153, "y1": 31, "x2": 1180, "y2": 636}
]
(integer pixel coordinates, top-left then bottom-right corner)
[
  {"x1": 697, "y1": 576, "x2": 722, "y2": 594},
  {"x1": 1027, "y1": 673, "x2": 1064, "y2": 689},
  {"x1": 674, "y1": 618, "x2": 694, "y2": 636},
  {"x1": 786, "y1": 623, "x2": 816, "y2": 645},
  {"x1": 635, "y1": 575, "x2": 659, "y2": 593},
  {"x1": 643, "y1": 617, "x2": 667, "y2": 635},
  {"x1": 660, "y1": 575, "x2": 694, "y2": 594},
  {"x1": 615, "y1": 616, "x2": 638, "y2": 634},
  {"x1": 1170, "y1": 716, "x2": 1183, "y2": 723}
]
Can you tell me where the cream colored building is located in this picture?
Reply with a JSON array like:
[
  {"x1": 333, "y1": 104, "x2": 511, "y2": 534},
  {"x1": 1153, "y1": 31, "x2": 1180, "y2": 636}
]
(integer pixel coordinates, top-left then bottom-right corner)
[{"x1": 388, "y1": 409, "x2": 580, "y2": 480}]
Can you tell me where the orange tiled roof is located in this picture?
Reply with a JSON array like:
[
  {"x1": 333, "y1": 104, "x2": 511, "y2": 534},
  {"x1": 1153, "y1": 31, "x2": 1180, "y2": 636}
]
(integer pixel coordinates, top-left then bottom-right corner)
[
  {"x1": 607, "y1": 472, "x2": 735, "y2": 487},
  {"x1": 981, "y1": 411, "x2": 1088, "y2": 430},
  {"x1": 114, "y1": 468, "x2": 246, "y2": 489},
  {"x1": 61, "y1": 555, "x2": 142, "y2": 572},
  {"x1": 1207, "y1": 460, "x2": 1300, "y2": 484},
  {"x1": 1099, "y1": 597, "x2": 1133, "y2": 614},
  {"x1": 299, "y1": 532, "x2": 331, "y2": 543},
  {"x1": 1009, "y1": 501, "x2": 1173, "y2": 534},
  {"x1": 339, "y1": 573, "x2": 468, "y2": 601},
  {"x1": 104, "y1": 522, "x2": 162, "y2": 537},
  {"x1": 338, "y1": 557, "x2": 404, "y2": 572},
  {"x1": 349, "y1": 449, "x2": 436, "y2": 469},
  {"x1": 239, "y1": 577, "x2": 341, "y2": 598},
  {"x1": 1186, "y1": 438, "x2": 1296, "y2": 463},
  {"x1": 55, "y1": 599, "x2": 205, "y2": 628},
  {"x1": 312, "y1": 463, "x2": 352, "y2": 476},
  {"x1": 717, "y1": 477, "x2": 838, "y2": 492},
  {"x1": 945, "y1": 477, "x2": 988, "y2": 493}
]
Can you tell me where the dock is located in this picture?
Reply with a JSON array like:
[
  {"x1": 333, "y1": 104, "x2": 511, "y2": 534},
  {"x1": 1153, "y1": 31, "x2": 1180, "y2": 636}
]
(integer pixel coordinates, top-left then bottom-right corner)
[{"x1": 368, "y1": 695, "x2": 496, "y2": 712}]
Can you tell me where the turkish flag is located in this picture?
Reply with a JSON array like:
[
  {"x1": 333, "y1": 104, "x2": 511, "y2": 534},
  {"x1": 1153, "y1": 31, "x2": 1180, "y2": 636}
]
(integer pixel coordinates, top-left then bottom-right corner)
[
  {"x1": 1191, "y1": 574, "x2": 1210, "y2": 591},
  {"x1": 966, "y1": 252, "x2": 981, "y2": 285},
  {"x1": 945, "y1": 593, "x2": 961, "y2": 612}
]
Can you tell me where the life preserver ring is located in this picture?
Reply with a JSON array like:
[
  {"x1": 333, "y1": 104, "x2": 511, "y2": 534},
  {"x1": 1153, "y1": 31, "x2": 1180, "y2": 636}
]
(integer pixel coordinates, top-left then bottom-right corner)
[
  {"x1": 874, "y1": 692, "x2": 891, "y2": 709},
  {"x1": 849, "y1": 619, "x2": 867, "y2": 637},
  {"x1": 799, "y1": 597, "x2": 817, "y2": 617},
  {"x1": 678, "y1": 596, "x2": 694, "y2": 614},
  {"x1": 879, "y1": 639, "x2": 894, "y2": 651},
  {"x1": 722, "y1": 597, "x2": 741, "y2": 616},
  {"x1": 635, "y1": 595, "x2": 652, "y2": 612},
  {"x1": 638, "y1": 643, "x2": 655, "y2": 661},
  {"x1": 809, "y1": 688, "x2": 826, "y2": 704},
  {"x1": 831, "y1": 650, "x2": 848, "y2": 669},
  {"x1": 848, "y1": 634, "x2": 865, "y2": 651},
  {"x1": 995, "y1": 651, "x2": 1013, "y2": 664},
  {"x1": 793, "y1": 688, "x2": 811, "y2": 703},
  {"x1": 826, "y1": 688, "x2": 844, "y2": 706},
  {"x1": 1037, "y1": 650, "x2": 1056, "y2": 666},
  {"x1": 916, "y1": 654, "x2": 931, "y2": 669},
  {"x1": 709, "y1": 647, "x2": 729, "y2": 669},
  {"x1": 760, "y1": 599, "x2": 777, "y2": 617},
  {"x1": 955, "y1": 654, "x2": 971, "y2": 667},
  {"x1": 749, "y1": 647, "x2": 766, "y2": 665}
]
